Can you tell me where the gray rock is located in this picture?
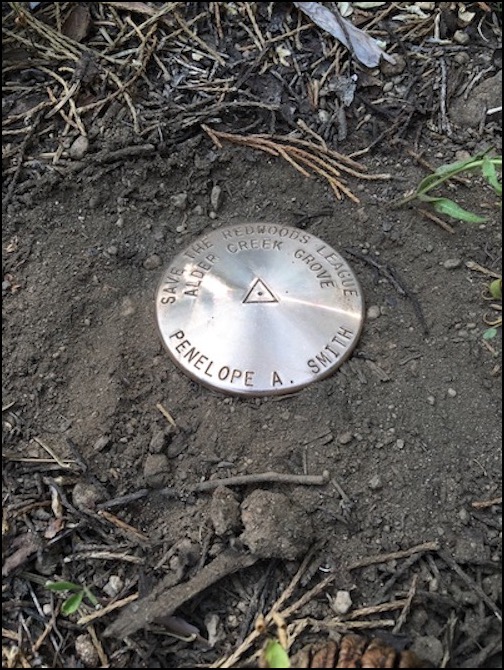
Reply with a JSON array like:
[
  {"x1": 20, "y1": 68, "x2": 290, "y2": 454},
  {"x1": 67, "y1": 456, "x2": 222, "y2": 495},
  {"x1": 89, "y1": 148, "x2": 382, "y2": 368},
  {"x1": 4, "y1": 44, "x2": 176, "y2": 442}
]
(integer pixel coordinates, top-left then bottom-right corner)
[
  {"x1": 143, "y1": 453, "x2": 169, "y2": 487},
  {"x1": 72, "y1": 481, "x2": 103, "y2": 510},
  {"x1": 171, "y1": 192, "x2": 188, "y2": 209},
  {"x1": 210, "y1": 486, "x2": 241, "y2": 536},
  {"x1": 366, "y1": 305, "x2": 381, "y2": 320},
  {"x1": 143, "y1": 254, "x2": 162, "y2": 270},
  {"x1": 368, "y1": 474, "x2": 383, "y2": 490},
  {"x1": 69, "y1": 135, "x2": 89, "y2": 160},
  {"x1": 443, "y1": 258, "x2": 462, "y2": 270}
]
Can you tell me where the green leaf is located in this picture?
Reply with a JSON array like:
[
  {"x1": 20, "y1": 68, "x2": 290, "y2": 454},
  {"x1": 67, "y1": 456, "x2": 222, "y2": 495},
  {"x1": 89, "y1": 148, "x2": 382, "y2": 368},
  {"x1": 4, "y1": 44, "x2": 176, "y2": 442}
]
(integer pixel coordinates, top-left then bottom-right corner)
[
  {"x1": 83, "y1": 586, "x2": 99, "y2": 608},
  {"x1": 482, "y1": 156, "x2": 502, "y2": 195},
  {"x1": 262, "y1": 640, "x2": 291, "y2": 669},
  {"x1": 428, "y1": 197, "x2": 487, "y2": 223},
  {"x1": 46, "y1": 581, "x2": 82, "y2": 592},
  {"x1": 61, "y1": 591, "x2": 84, "y2": 615},
  {"x1": 489, "y1": 279, "x2": 502, "y2": 300},
  {"x1": 483, "y1": 327, "x2": 498, "y2": 340},
  {"x1": 433, "y1": 155, "x2": 485, "y2": 177}
]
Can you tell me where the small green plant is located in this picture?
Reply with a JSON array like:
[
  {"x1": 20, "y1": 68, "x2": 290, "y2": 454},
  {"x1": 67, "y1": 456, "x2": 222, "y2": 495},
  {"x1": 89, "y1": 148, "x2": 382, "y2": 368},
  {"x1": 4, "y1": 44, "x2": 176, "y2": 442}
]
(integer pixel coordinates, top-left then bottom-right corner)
[
  {"x1": 46, "y1": 580, "x2": 99, "y2": 615},
  {"x1": 397, "y1": 152, "x2": 502, "y2": 223},
  {"x1": 483, "y1": 277, "x2": 502, "y2": 340}
]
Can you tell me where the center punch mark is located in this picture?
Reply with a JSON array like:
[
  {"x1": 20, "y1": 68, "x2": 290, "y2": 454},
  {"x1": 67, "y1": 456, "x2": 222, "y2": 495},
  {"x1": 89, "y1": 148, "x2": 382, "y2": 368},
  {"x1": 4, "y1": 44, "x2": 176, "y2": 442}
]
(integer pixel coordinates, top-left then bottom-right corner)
[{"x1": 243, "y1": 278, "x2": 279, "y2": 304}]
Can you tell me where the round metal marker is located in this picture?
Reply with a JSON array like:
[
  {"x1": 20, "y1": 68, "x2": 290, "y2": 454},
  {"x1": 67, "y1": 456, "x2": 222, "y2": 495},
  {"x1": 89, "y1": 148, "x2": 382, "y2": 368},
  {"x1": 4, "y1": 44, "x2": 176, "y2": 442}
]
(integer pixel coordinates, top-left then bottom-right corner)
[{"x1": 156, "y1": 223, "x2": 364, "y2": 396}]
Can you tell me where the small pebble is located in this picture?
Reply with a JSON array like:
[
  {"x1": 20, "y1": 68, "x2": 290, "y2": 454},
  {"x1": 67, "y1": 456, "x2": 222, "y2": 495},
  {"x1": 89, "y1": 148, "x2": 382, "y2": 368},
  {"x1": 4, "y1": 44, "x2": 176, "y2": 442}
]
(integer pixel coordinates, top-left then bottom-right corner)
[
  {"x1": 380, "y1": 54, "x2": 407, "y2": 76},
  {"x1": 447, "y1": 388, "x2": 457, "y2": 398},
  {"x1": 75, "y1": 634, "x2": 99, "y2": 667},
  {"x1": 338, "y1": 431, "x2": 353, "y2": 445},
  {"x1": 366, "y1": 305, "x2": 381, "y2": 320},
  {"x1": 368, "y1": 474, "x2": 383, "y2": 490},
  {"x1": 427, "y1": 395, "x2": 436, "y2": 406},
  {"x1": 332, "y1": 590, "x2": 352, "y2": 615},
  {"x1": 443, "y1": 258, "x2": 462, "y2": 270},
  {"x1": 171, "y1": 192, "x2": 188, "y2": 210},
  {"x1": 143, "y1": 254, "x2": 161, "y2": 270},
  {"x1": 72, "y1": 482, "x2": 103, "y2": 510},
  {"x1": 453, "y1": 30, "x2": 470, "y2": 45},
  {"x1": 396, "y1": 438, "x2": 405, "y2": 449},
  {"x1": 106, "y1": 245, "x2": 118, "y2": 256},
  {"x1": 103, "y1": 575, "x2": 123, "y2": 598},
  {"x1": 69, "y1": 135, "x2": 89, "y2": 160}
]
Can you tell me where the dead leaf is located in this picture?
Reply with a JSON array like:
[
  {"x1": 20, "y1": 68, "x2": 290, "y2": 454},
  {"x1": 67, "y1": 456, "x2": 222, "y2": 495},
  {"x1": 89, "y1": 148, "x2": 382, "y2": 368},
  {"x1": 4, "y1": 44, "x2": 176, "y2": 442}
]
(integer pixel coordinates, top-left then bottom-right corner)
[
  {"x1": 62, "y1": 4, "x2": 92, "y2": 43},
  {"x1": 293, "y1": 1, "x2": 395, "y2": 68},
  {"x1": 2, "y1": 532, "x2": 40, "y2": 576},
  {"x1": 44, "y1": 517, "x2": 65, "y2": 540}
]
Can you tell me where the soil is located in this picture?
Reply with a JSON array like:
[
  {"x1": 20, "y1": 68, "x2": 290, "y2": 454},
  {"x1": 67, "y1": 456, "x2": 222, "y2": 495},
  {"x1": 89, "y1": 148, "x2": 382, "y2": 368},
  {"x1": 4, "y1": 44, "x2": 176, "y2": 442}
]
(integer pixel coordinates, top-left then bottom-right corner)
[{"x1": 2, "y1": 3, "x2": 502, "y2": 669}]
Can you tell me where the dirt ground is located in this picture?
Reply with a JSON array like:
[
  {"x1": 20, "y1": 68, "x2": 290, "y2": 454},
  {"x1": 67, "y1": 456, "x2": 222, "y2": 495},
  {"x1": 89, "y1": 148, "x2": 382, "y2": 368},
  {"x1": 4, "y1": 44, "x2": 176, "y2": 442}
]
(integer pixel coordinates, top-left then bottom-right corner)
[{"x1": 2, "y1": 3, "x2": 502, "y2": 669}]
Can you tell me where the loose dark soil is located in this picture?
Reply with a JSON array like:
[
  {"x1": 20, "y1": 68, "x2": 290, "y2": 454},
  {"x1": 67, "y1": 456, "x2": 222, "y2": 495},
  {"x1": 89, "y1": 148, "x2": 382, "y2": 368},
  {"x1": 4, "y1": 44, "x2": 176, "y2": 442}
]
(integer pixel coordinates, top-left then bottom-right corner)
[{"x1": 2, "y1": 3, "x2": 502, "y2": 669}]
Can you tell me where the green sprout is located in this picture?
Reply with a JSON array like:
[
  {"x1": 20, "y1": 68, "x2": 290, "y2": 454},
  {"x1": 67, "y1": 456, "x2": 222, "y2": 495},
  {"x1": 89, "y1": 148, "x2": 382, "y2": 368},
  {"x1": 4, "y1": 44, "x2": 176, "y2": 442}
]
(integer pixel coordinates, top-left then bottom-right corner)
[
  {"x1": 46, "y1": 580, "x2": 99, "y2": 615},
  {"x1": 396, "y1": 152, "x2": 502, "y2": 223},
  {"x1": 261, "y1": 639, "x2": 291, "y2": 669},
  {"x1": 482, "y1": 278, "x2": 502, "y2": 340}
]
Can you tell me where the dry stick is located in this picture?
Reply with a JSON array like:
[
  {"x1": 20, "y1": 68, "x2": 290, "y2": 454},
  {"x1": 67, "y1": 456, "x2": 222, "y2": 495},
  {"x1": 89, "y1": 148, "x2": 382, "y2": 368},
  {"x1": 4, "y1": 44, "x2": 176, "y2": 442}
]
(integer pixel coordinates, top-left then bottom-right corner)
[
  {"x1": 349, "y1": 599, "x2": 410, "y2": 620},
  {"x1": 437, "y1": 549, "x2": 502, "y2": 621},
  {"x1": 393, "y1": 574, "x2": 418, "y2": 633},
  {"x1": 63, "y1": 550, "x2": 144, "y2": 564},
  {"x1": 348, "y1": 541, "x2": 440, "y2": 571},
  {"x1": 419, "y1": 207, "x2": 456, "y2": 234},
  {"x1": 372, "y1": 551, "x2": 424, "y2": 605},
  {"x1": 77, "y1": 593, "x2": 139, "y2": 626},
  {"x1": 193, "y1": 471, "x2": 330, "y2": 492},
  {"x1": 471, "y1": 496, "x2": 502, "y2": 509},
  {"x1": 87, "y1": 624, "x2": 109, "y2": 667},
  {"x1": 213, "y1": 541, "x2": 325, "y2": 668},
  {"x1": 104, "y1": 549, "x2": 258, "y2": 638},
  {"x1": 173, "y1": 10, "x2": 226, "y2": 66},
  {"x1": 97, "y1": 510, "x2": 151, "y2": 543}
]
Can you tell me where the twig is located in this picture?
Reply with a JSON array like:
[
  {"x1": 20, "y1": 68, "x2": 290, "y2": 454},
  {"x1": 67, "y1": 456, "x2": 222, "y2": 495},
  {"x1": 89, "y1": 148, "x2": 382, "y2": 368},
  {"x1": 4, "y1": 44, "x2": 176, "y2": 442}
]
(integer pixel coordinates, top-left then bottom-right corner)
[
  {"x1": 437, "y1": 549, "x2": 502, "y2": 621},
  {"x1": 63, "y1": 550, "x2": 144, "y2": 564},
  {"x1": 156, "y1": 401, "x2": 177, "y2": 428},
  {"x1": 104, "y1": 549, "x2": 258, "y2": 638},
  {"x1": 87, "y1": 624, "x2": 109, "y2": 667},
  {"x1": 77, "y1": 593, "x2": 138, "y2": 626},
  {"x1": 96, "y1": 489, "x2": 149, "y2": 510},
  {"x1": 173, "y1": 10, "x2": 225, "y2": 66},
  {"x1": 348, "y1": 541, "x2": 440, "y2": 570},
  {"x1": 471, "y1": 496, "x2": 502, "y2": 509},
  {"x1": 419, "y1": 207, "x2": 455, "y2": 234},
  {"x1": 465, "y1": 261, "x2": 502, "y2": 279},
  {"x1": 97, "y1": 509, "x2": 151, "y2": 543},
  {"x1": 344, "y1": 247, "x2": 429, "y2": 335},
  {"x1": 192, "y1": 471, "x2": 330, "y2": 492},
  {"x1": 349, "y1": 599, "x2": 410, "y2": 619},
  {"x1": 393, "y1": 574, "x2": 418, "y2": 633},
  {"x1": 32, "y1": 436, "x2": 75, "y2": 470}
]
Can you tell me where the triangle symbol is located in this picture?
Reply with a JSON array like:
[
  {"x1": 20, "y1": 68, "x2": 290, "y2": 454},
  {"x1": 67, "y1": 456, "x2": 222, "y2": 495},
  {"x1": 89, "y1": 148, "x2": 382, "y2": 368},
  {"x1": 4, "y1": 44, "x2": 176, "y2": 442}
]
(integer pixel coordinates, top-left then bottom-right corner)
[{"x1": 243, "y1": 278, "x2": 279, "y2": 304}]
